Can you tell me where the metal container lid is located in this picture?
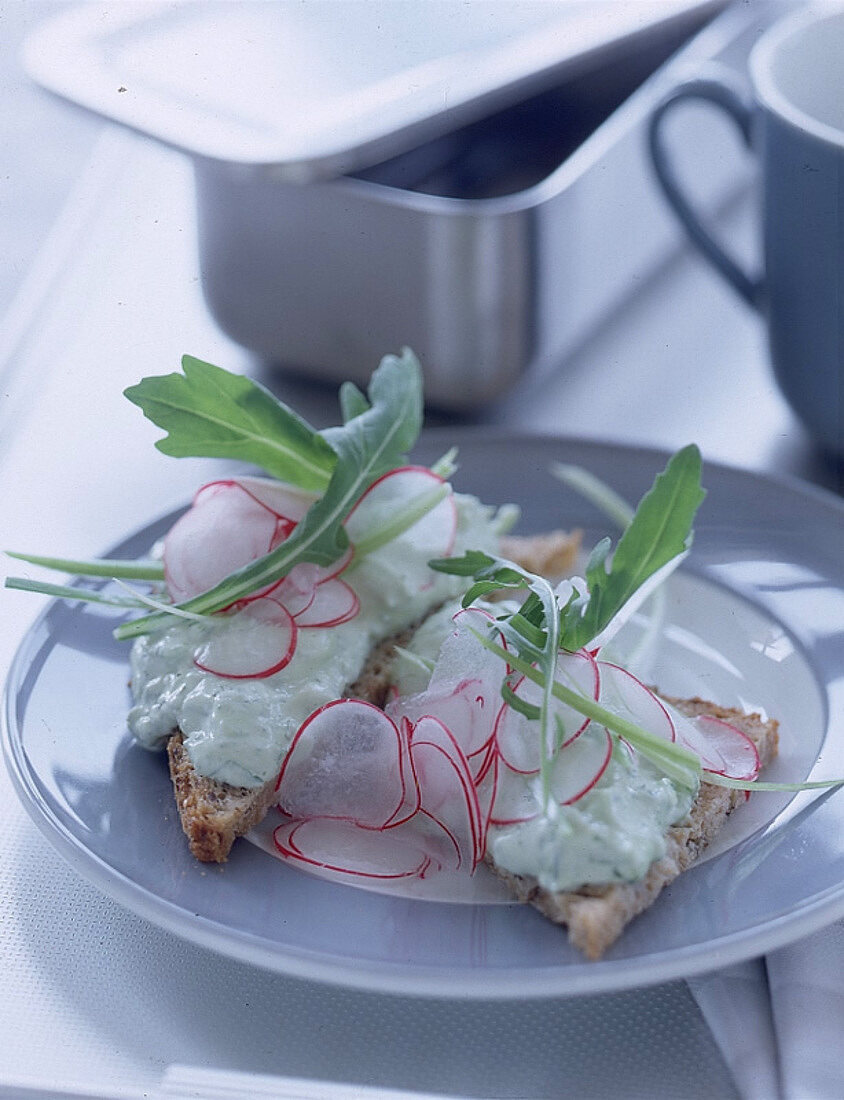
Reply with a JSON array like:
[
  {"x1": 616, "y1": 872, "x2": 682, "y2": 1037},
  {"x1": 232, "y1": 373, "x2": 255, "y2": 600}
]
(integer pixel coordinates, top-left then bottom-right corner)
[{"x1": 24, "y1": 0, "x2": 719, "y2": 180}]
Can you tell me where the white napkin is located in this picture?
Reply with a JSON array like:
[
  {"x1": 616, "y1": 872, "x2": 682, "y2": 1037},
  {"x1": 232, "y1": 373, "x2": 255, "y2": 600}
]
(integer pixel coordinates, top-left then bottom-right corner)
[
  {"x1": 689, "y1": 922, "x2": 844, "y2": 1100},
  {"x1": 686, "y1": 959, "x2": 781, "y2": 1100},
  {"x1": 766, "y1": 921, "x2": 844, "y2": 1100}
]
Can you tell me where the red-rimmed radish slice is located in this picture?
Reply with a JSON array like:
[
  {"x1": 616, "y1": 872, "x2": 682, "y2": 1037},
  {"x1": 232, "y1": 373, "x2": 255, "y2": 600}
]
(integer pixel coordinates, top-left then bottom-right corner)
[
  {"x1": 473, "y1": 748, "x2": 499, "y2": 849},
  {"x1": 284, "y1": 546, "x2": 354, "y2": 590},
  {"x1": 488, "y1": 766, "x2": 541, "y2": 826},
  {"x1": 597, "y1": 661, "x2": 676, "y2": 744},
  {"x1": 193, "y1": 597, "x2": 296, "y2": 679},
  {"x1": 345, "y1": 465, "x2": 457, "y2": 559},
  {"x1": 271, "y1": 572, "x2": 317, "y2": 620},
  {"x1": 388, "y1": 605, "x2": 507, "y2": 756},
  {"x1": 409, "y1": 716, "x2": 483, "y2": 871},
  {"x1": 429, "y1": 606, "x2": 510, "y2": 688},
  {"x1": 549, "y1": 725, "x2": 613, "y2": 805},
  {"x1": 381, "y1": 717, "x2": 421, "y2": 829},
  {"x1": 276, "y1": 699, "x2": 410, "y2": 829},
  {"x1": 389, "y1": 677, "x2": 502, "y2": 758},
  {"x1": 294, "y1": 578, "x2": 360, "y2": 628},
  {"x1": 230, "y1": 475, "x2": 316, "y2": 523},
  {"x1": 673, "y1": 711, "x2": 760, "y2": 780},
  {"x1": 273, "y1": 818, "x2": 431, "y2": 881},
  {"x1": 165, "y1": 480, "x2": 287, "y2": 603},
  {"x1": 496, "y1": 650, "x2": 600, "y2": 774}
]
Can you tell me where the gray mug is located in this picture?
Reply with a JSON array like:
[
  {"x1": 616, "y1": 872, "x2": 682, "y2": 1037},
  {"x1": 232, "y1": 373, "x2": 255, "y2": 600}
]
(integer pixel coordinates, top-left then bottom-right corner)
[{"x1": 649, "y1": 5, "x2": 844, "y2": 457}]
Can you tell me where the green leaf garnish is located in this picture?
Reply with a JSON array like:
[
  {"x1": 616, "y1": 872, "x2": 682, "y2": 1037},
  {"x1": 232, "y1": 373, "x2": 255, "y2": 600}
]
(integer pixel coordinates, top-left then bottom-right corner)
[
  {"x1": 114, "y1": 348, "x2": 424, "y2": 640},
  {"x1": 4, "y1": 551, "x2": 164, "y2": 580},
  {"x1": 4, "y1": 577, "x2": 147, "y2": 608},
  {"x1": 559, "y1": 444, "x2": 705, "y2": 650},
  {"x1": 124, "y1": 354, "x2": 337, "y2": 491},
  {"x1": 467, "y1": 626, "x2": 701, "y2": 790}
]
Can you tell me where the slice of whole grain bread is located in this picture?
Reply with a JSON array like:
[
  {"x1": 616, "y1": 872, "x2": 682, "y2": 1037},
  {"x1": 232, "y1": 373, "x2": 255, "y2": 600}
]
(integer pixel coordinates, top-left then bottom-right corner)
[
  {"x1": 488, "y1": 697, "x2": 779, "y2": 959},
  {"x1": 164, "y1": 528, "x2": 582, "y2": 862}
]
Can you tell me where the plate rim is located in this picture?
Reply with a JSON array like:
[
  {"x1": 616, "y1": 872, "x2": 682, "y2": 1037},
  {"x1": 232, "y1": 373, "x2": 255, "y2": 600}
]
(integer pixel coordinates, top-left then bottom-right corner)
[{"x1": 4, "y1": 431, "x2": 844, "y2": 999}]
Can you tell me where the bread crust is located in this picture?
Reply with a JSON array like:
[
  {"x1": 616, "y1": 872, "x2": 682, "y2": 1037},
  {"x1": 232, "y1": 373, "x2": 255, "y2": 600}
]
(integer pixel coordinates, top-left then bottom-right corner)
[{"x1": 488, "y1": 697, "x2": 779, "y2": 959}]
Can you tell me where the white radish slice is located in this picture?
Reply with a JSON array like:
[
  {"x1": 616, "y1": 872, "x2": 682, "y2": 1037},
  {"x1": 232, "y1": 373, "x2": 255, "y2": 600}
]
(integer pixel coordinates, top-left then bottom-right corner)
[
  {"x1": 428, "y1": 606, "x2": 509, "y2": 691},
  {"x1": 388, "y1": 605, "x2": 506, "y2": 756},
  {"x1": 230, "y1": 475, "x2": 317, "y2": 523},
  {"x1": 270, "y1": 572, "x2": 317, "y2": 620},
  {"x1": 496, "y1": 650, "x2": 600, "y2": 774},
  {"x1": 276, "y1": 699, "x2": 409, "y2": 829},
  {"x1": 489, "y1": 765, "x2": 541, "y2": 826},
  {"x1": 283, "y1": 546, "x2": 355, "y2": 590},
  {"x1": 549, "y1": 725, "x2": 613, "y2": 805},
  {"x1": 165, "y1": 480, "x2": 284, "y2": 603},
  {"x1": 672, "y1": 711, "x2": 760, "y2": 780},
  {"x1": 293, "y1": 578, "x2": 360, "y2": 628},
  {"x1": 473, "y1": 749, "x2": 499, "y2": 850},
  {"x1": 389, "y1": 677, "x2": 502, "y2": 759},
  {"x1": 345, "y1": 465, "x2": 457, "y2": 559},
  {"x1": 597, "y1": 661, "x2": 676, "y2": 743},
  {"x1": 273, "y1": 818, "x2": 431, "y2": 881},
  {"x1": 409, "y1": 716, "x2": 483, "y2": 871},
  {"x1": 382, "y1": 717, "x2": 422, "y2": 829},
  {"x1": 193, "y1": 597, "x2": 296, "y2": 679}
]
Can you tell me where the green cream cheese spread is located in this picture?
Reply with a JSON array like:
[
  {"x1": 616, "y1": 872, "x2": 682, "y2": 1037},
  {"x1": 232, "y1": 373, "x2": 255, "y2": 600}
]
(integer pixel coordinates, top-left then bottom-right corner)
[
  {"x1": 392, "y1": 599, "x2": 697, "y2": 892},
  {"x1": 128, "y1": 493, "x2": 501, "y2": 787},
  {"x1": 485, "y1": 748, "x2": 696, "y2": 893}
]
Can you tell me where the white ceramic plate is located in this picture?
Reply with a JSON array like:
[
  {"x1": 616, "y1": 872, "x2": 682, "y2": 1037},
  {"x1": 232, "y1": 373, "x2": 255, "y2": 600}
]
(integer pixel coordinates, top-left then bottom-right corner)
[{"x1": 4, "y1": 434, "x2": 844, "y2": 998}]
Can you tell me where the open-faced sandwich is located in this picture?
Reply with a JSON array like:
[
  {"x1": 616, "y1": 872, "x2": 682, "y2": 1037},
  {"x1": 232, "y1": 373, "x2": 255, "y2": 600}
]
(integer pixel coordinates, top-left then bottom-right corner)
[{"x1": 6, "y1": 349, "x2": 783, "y2": 959}]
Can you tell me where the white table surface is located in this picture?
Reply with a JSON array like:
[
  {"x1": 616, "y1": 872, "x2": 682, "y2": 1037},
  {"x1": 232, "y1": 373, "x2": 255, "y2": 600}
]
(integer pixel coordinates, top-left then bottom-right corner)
[{"x1": 1, "y1": 3, "x2": 841, "y2": 1098}]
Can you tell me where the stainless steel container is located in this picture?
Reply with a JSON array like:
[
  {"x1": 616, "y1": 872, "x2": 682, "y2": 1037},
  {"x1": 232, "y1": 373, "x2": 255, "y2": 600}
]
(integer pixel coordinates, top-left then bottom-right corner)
[{"x1": 25, "y1": 0, "x2": 750, "y2": 408}]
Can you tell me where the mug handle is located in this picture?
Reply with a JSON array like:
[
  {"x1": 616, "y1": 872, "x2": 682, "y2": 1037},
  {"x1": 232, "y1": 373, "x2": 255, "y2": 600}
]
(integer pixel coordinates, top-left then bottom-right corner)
[{"x1": 648, "y1": 73, "x2": 764, "y2": 310}]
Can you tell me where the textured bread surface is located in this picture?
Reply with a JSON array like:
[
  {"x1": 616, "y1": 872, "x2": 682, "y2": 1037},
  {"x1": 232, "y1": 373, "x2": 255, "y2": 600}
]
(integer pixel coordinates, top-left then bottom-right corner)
[
  {"x1": 488, "y1": 697, "x2": 779, "y2": 959},
  {"x1": 165, "y1": 530, "x2": 580, "y2": 862}
]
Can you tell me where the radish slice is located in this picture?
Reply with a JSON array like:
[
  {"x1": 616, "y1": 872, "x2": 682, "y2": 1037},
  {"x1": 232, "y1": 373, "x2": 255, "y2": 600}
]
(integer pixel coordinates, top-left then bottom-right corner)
[
  {"x1": 489, "y1": 766, "x2": 541, "y2": 826},
  {"x1": 293, "y1": 578, "x2": 360, "y2": 628},
  {"x1": 550, "y1": 725, "x2": 613, "y2": 805},
  {"x1": 473, "y1": 748, "x2": 499, "y2": 850},
  {"x1": 671, "y1": 711, "x2": 760, "y2": 780},
  {"x1": 276, "y1": 700, "x2": 409, "y2": 829},
  {"x1": 597, "y1": 661, "x2": 676, "y2": 744},
  {"x1": 271, "y1": 571, "x2": 317, "y2": 620},
  {"x1": 283, "y1": 547, "x2": 355, "y2": 590},
  {"x1": 345, "y1": 466, "x2": 457, "y2": 559},
  {"x1": 193, "y1": 598, "x2": 296, "y2": 678},
  {"x1": 273, "y1": 818, "x2": 431, "y2": 880},
  {"x1": 496, "y1": 650, "x2": 600, "y2": 774},
  {"x1": 165, "y1": 480, "x2": 287, "y2": 603},
  {"x1": 388, "y1": 606, "x2": 507, "y2": 756},
  {"x1": 409, "y1": 716, "x2": 483, "y2": 870},
  {"x1": 389, "y1": 677, "x2": 502, "y2": 759},
  {"x1": 230, "y1": 476, "x2": 316, "y2": 523}
]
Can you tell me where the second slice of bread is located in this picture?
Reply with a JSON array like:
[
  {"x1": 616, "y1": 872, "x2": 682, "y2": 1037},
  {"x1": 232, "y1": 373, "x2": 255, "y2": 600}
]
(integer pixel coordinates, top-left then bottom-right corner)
[{"x1": 488, "y1": 697, "x2": 779, "y2": 959}]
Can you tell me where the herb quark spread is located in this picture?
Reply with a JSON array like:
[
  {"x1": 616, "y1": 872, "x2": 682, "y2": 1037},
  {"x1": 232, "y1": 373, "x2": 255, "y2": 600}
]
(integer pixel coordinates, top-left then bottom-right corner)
[{"x1": 128, "y1": 493, "x2": 501, "y2": 787}]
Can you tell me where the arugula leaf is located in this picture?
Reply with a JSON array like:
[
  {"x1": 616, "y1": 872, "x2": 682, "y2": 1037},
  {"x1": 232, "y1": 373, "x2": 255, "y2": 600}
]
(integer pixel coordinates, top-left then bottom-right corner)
[
  {"x1": 5, "y1": 577, "x2": 147, "y2": 608},
  {"x1": 4, "y1": 551, "x2": 164, "y2": 580},
  {"x1": 559, "y1": 444, "x2": 705, "y2": 650},
  {"x1": 338, "y1": 380, "x2": 370, "y2": 423},
  {"x1": 114, "y1": 349, "x2": 423, "y2": 640},
  {"x1": 124, "y1": 354, "x2": 336, "y2": 491}
]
